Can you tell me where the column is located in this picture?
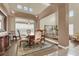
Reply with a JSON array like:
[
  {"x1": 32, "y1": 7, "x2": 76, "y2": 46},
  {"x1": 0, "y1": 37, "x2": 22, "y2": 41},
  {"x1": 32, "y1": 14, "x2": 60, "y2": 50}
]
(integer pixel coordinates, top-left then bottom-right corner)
[
  {"x1": 58, "y1": 4, "x2": 69, "y2": 47},
  {"x1": 35, "y1": 16, "x2": 40, "y2": 30},
  {"x1": 7, "y1": 15, "x2": 15, "y2": 32}
]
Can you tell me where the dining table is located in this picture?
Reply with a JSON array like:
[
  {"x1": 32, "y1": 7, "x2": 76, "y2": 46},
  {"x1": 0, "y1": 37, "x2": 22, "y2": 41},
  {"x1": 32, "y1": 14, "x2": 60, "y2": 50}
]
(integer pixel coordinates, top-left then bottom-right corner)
[{"x1": 28, "y1": 34, "x2": 35, "y2": 47}]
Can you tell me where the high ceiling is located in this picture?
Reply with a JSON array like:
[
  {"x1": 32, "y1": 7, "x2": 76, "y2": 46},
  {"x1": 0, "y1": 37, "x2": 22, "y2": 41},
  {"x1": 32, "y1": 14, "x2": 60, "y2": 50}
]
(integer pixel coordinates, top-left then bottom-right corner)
[
  {"x1": 4, "y1": 3, "x2": 79, "y2": 19},
  {"x1": 69, "y1": 4, "x2": 79, "y2": 11},
  {"x1": 4, "y1": 3, "x2": 50, "y2": 16}
]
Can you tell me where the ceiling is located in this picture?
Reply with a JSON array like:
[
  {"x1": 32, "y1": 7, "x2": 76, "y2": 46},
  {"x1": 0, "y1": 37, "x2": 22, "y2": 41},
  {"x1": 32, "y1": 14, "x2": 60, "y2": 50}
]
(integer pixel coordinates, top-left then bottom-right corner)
[
  {"x1": 69, "y1": 4, "x2": 79, "y2": 10},
  {"x1": 4, "y1": 3, "x2": 50, "y2": 16},
  {"x1": 69, "y1": 3, "x2": 79, "y2": 15},
  {"x1": 4, "y1": 3, "x2": 79, "y2": 19}
]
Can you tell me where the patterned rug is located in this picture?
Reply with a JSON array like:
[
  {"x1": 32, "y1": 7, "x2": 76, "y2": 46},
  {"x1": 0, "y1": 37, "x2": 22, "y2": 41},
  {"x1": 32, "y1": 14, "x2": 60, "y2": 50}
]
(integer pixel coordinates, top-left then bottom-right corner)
[{"x1": 17, "y1": 41, "x2": 54, "y2": 56}]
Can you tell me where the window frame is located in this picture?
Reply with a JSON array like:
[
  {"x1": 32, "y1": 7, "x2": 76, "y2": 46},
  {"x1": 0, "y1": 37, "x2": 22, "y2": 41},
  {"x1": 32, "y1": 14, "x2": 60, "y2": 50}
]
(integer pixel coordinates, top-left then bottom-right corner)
[
  {"x1": 15, "y1": 21, "x2": 35, "y2": 36},
  {"x1": 0, "y1": 10, "x2": 6, "y2": 31},
  {"x1": 69, "y1": 24, "x2": 74, "y2": 35}
]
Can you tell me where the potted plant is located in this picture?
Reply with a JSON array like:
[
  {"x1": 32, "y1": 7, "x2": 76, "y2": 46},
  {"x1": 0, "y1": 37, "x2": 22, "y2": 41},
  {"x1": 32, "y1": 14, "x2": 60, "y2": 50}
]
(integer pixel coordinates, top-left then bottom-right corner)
[{"x1": 54, "y1": 25, "x2": 58, "y2": 35}]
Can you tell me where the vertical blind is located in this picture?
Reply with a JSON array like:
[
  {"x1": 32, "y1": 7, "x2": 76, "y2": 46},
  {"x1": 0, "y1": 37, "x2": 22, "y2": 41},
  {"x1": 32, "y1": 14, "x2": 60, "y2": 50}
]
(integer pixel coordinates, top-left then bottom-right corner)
[{"x1": 15, "y1": 17, "x2": 35, "y2": 36}]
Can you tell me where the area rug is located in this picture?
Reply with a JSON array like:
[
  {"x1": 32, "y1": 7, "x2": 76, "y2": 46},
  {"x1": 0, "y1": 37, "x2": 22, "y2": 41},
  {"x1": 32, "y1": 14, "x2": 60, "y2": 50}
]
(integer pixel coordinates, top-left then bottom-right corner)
[{"x1": 17, "y1": 41, "x2": 54, "y2": 56}]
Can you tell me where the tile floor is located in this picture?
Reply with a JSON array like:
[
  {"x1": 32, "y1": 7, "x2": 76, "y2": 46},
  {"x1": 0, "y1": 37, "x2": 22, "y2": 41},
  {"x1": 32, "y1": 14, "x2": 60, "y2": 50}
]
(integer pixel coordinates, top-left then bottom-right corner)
[{"x1": 3, "y1": 38, "x2": 79, "y2": 56}]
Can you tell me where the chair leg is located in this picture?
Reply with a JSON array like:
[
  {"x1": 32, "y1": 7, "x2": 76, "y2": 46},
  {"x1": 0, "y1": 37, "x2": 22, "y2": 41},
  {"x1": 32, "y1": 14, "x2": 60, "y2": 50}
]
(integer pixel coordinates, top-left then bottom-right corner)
[
  {"x1": 33, "y1": 43, "x2": 35, "y2": 48},
  {"x1": 39, "y1": 41, "x2": 42, "y2": 48},
  {"x1": 19, "y1": 41, "x2": 21, "y2": 47}
]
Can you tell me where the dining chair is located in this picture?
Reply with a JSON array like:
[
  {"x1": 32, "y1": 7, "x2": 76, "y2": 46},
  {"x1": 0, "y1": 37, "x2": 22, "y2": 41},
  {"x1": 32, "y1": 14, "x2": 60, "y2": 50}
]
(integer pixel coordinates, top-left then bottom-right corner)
[
  {"x1": 17, "y1": 30, "x2": 28, "y2": 47},
  {"x1": 32, "y1": 30, "x2": 43, "y2": 47},
  {"x1": 28, "y1": 30, "x2": 42, "y2": 47}
]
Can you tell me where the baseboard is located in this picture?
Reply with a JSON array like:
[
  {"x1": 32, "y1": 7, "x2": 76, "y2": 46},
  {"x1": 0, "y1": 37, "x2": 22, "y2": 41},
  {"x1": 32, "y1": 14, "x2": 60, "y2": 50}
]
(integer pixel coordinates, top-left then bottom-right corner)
[
  {"x1": 45, "y1": 38, "x2": 68, "y2": 49},
  {"x1": 45, "y1": 38, "x2": 58, "y2": 44},
  {"x1": 58, "y1": 45, "x2": 69, "y2": 49}
]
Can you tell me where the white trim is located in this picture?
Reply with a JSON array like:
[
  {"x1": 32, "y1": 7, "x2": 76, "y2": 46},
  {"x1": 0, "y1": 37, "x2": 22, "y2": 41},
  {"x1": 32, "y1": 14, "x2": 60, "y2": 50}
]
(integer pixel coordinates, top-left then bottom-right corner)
[
  {"x1": 45, "y1": 38, "x2": 58, "y2": 44},
  {"x1": 0, "y1": 9, "x2": 7, "y2": 16},
  {"x1": 44, "y1": 51, "x2": 58, "y2": 56},
  {"x1": 45, "y1": 38, "x2": 69, "y2": 49},
  {"x1": 58, "y1": 44, "x2": 69, "y2": 49}
]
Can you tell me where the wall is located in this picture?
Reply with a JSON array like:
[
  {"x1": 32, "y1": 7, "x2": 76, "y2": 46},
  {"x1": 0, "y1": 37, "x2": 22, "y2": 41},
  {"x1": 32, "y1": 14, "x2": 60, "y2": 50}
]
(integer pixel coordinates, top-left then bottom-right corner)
[
  {"x1": 40, "y1": 12, "x2": 58, "y2": 29},
  {"x1": 8, "y1": 15, "x2": 36, "y2": 33},
  {"x1": 0, "y1": 3, "x2": 37, "y2": 33},
  {"x1": 7, "y1": 12, "x2": 36, "y2": 32},
  {"x1": 0, "y1": 4, "x2": 15, "y2": 32},
  {"x1": 0, "y1": 4, "x2": 9, "y2": 31},
  {"x1": 7, "y1": 15, "x2": 15, "y2": 32},
  {"x1": 69, "y1": 4, "x2": 79, "y2": 34}
]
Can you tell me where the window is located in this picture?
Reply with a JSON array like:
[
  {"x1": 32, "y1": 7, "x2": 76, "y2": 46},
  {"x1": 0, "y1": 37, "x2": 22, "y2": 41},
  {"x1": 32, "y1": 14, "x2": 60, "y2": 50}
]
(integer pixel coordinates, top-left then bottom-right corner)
[
  {"x1": 0, "y1": 15, "x2": 2, "y2": 30},
  {"x1": 28, "y1": 8, "x2": 32, "y2": 12},
  {"x1": 15, "y1": 23, "x2": 34, "y2": 36},
  {"x1": 69, "y1": 10, "x2": 74, "y2": 17},
  {"x1": 24, "y1": 7, "x2": 33, "y2": 12},
  {"x1": 17, "y1": 4, "x2": 22, "y2": 9},
  {"x1": 15, "y1": 18, "x2": 35, "y2": 36},
  {"x1": 16, "y1": 4, "x2": 33, "y2": 13},
  {"x1": 69, "y1": 24, "x2": 74, "y2": 35},
  {"x1": 24, "y1": 6, "x2": 28, "y2": 11},
  {"x1": 0, "y1": 22, "x2": 1, "y2": 29},
  {"x1": 0, "y1": 11, "x2": 5, "y2": 31}
]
